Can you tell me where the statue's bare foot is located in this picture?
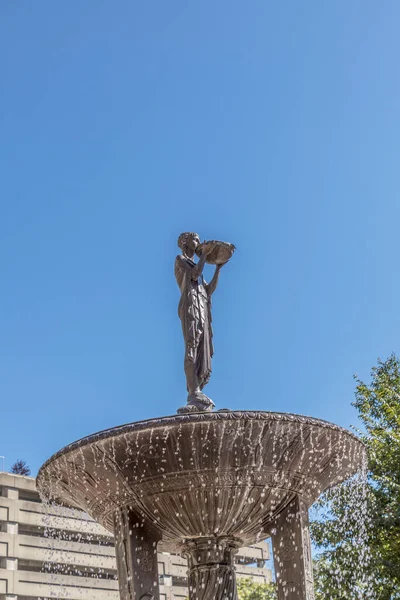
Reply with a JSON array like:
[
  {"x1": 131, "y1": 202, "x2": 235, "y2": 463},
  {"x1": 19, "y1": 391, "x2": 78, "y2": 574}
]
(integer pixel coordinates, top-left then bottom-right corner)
[{"x1": 177, "y1": 391, "x2": 215, "y2": 414}]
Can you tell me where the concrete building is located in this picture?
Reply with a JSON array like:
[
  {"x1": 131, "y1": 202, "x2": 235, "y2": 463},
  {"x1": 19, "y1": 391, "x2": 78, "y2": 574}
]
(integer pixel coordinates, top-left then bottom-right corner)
[{"x1": 0, "y1": 472, "x2": 272, "y2": 600}]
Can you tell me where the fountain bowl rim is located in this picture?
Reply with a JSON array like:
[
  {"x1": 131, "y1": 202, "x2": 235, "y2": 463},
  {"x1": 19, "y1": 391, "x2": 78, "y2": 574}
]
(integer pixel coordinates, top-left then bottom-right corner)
[{"x1": 37, "y1": 410, "x2": 364, "y2": 486}]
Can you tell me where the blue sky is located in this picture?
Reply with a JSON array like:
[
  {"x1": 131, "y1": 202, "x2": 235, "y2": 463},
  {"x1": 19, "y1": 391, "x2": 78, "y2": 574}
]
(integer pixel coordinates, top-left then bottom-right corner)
[{"x1": 1, "y1": 1, "x2": 400, "y2": 476}]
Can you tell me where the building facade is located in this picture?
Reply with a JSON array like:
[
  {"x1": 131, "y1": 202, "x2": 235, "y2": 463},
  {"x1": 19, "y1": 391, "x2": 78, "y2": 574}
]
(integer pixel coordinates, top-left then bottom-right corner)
[{"x1": 0, "y1": 472, "x2": 272, "y2": 600}]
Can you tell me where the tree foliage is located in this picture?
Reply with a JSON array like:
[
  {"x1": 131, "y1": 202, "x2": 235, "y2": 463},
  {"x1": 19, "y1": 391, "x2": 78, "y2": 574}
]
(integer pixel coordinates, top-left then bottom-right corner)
[
  {"x1": 237, "y1": 578, "x2": 277, "y2": 600},
  {"x1": 10, "y1": 459, "x2": 31, "y2": 476},
  {"x1": 312, "y1": 355, "x2": 400, "y2": 599}
]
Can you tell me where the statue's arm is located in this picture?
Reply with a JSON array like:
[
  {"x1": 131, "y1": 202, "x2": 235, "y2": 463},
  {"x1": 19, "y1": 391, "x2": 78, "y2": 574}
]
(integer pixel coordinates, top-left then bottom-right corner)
[
  {"x1": 191, "y1": 252, "x2": 207, "y2": 280},
  {"x1": 176, "y1": 254, "x2": 207, "y2": 281},
  {"x1": 205, "y1": 265, "x2": 222, "y2": 296},
  {"x1": 174, "y1": 256, "x2": 188, "y2": 286}
]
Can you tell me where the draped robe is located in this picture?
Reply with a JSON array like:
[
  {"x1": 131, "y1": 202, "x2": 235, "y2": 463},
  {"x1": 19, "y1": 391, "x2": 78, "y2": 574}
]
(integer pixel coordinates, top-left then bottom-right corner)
[{"x1": 174, "y1": 255, "x2": 213, "y2": 391}]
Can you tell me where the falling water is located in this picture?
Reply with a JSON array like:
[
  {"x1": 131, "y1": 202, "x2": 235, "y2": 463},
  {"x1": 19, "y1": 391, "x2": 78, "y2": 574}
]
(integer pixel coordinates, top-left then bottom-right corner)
[
  {"x1": 38, "y1": 496, "x2": 118, "y2": 599},
  {"x1": 310, "y1": 454, "x2": 375, "y2": 599}
]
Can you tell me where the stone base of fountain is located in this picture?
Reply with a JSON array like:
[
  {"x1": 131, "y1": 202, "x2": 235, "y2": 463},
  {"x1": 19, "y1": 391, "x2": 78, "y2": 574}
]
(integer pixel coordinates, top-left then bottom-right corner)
[{"x1": 37, "y1": 411, "x2": 364, "y2": 600}]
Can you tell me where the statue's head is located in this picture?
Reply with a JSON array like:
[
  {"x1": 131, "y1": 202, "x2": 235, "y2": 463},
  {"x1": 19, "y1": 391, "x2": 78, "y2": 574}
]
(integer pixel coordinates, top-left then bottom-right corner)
[{"x1": 178, "y1": 232, "x2": 200, "y2": 256}]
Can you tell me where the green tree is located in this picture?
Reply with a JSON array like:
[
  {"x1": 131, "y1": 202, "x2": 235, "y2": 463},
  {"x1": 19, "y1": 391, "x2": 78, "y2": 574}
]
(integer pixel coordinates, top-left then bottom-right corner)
[
  {"x1": 312, "y1": 355, "x2": 400, "y2": 599},
  {"x1": 237, "y1": 578, "x2": 277, "y2": 600},
  {"x1": 10, "y1": 459, "x2": 31, "y2": 476}
]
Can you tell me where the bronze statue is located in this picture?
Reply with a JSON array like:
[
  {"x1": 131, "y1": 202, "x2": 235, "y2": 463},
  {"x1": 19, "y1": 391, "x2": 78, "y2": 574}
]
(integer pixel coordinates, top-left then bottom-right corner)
[{"x1": 175, "y1": 232, "x2": 235, "y2": 413}]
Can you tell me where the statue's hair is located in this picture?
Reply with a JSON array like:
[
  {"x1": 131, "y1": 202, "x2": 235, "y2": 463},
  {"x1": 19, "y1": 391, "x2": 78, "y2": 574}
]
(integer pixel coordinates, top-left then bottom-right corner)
[{"x1": 177, "y1": 232, "x2": 199, "y2": 250}]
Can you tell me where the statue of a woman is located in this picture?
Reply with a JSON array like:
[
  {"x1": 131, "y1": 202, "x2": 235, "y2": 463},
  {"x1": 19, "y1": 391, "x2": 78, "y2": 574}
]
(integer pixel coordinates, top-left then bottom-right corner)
[{"x1": 175, "y1": 232, "x2": 224, "y2": 412}]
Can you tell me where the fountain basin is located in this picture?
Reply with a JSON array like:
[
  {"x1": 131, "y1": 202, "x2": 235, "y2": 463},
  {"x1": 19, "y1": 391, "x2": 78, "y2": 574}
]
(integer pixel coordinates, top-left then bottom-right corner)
[{"x1": 37, "y1": 410, "x2": 364, "y2": 551}]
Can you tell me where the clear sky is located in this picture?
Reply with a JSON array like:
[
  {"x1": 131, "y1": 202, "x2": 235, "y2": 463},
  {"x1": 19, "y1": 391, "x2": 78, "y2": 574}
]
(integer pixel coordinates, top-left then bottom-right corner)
[{"x1": 1, "y1": 1, "x2": 400, "y2": 476}]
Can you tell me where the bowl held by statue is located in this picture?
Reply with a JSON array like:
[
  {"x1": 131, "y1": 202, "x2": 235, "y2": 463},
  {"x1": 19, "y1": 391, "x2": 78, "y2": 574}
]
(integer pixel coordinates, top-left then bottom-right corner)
[{"x1": 195, "y1": 240, "x2": 236, "y2": 265}]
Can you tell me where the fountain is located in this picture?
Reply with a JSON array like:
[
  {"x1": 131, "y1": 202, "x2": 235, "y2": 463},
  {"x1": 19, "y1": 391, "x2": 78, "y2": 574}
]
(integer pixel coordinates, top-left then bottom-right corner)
[{"x1": 37, "y1": 233, "x2": 365, "y2": 600}]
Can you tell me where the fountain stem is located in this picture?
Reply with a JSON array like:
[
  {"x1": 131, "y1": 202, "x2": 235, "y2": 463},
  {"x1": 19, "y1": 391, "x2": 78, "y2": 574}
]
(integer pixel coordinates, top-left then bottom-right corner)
[{"x1": 182, "y1": 537, "x2": 240, "y2": 600}]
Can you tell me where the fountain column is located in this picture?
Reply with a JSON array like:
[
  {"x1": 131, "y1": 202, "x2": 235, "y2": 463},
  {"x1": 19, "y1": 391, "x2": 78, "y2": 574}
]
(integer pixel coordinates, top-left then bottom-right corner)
[
  {"x1": 270, "y1": 496, "x2": 315, "y2": 600},
  {"x1": 114, "y1": 508, "x2": 162, "y2": 600},
  {"x1": 182, "y1": 537, "x2": 240, "y2": 600}
]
